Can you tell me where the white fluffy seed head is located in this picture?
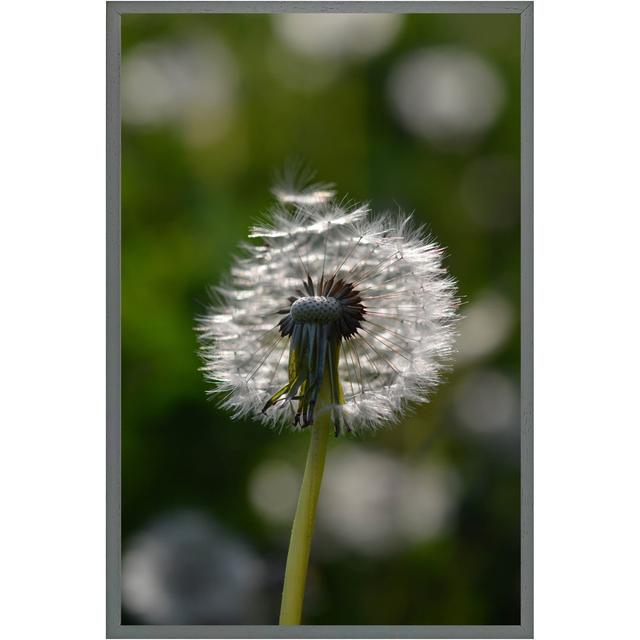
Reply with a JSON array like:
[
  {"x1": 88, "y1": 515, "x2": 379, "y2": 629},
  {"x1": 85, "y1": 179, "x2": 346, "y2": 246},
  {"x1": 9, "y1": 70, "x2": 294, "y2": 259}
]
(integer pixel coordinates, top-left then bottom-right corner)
[{"x1": 197, "y1": 179, "x2": 459, "y2": 434}]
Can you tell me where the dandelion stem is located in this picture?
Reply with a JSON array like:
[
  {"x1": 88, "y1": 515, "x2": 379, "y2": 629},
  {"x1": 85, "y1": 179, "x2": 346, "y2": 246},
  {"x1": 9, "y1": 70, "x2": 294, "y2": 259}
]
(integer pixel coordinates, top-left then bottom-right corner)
[{"x1": 279, "y1": 401, "x2": 331, "y2": 625}]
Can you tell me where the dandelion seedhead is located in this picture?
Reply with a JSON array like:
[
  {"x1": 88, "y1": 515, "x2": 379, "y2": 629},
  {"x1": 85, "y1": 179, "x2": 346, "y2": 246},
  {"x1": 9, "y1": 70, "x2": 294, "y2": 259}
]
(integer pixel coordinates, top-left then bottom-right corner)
[{"x1": 197, "y1": 178, "x2": 458, "y2": 435}]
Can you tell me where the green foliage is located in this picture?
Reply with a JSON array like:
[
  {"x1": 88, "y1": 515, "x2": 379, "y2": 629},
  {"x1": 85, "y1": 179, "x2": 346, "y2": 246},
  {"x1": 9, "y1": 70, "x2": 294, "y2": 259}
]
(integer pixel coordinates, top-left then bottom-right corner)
[{"x1": 122, "y1": 12, "x2": 521, "y2": 625}]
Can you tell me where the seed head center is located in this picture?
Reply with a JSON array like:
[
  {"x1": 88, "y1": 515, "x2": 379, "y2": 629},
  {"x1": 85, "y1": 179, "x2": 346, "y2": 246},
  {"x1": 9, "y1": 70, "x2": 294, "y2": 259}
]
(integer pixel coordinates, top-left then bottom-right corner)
[{"x1": 290, "y1": 296, "x2": 342, "y2": 324}]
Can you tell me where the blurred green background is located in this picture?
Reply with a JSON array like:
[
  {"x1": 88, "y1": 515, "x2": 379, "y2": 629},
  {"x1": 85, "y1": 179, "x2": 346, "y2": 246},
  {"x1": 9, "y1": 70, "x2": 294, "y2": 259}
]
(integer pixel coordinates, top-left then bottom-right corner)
[{"x1": 121, "y1": 12, "x2": 521, "y2": 626}]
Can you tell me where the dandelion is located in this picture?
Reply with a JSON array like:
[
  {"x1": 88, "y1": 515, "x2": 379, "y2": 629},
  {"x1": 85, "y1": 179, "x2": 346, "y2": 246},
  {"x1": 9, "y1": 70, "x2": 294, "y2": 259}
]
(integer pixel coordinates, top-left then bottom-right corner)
[{"x1": 197, "y1": 176, "x2": 458, "y2": 624}]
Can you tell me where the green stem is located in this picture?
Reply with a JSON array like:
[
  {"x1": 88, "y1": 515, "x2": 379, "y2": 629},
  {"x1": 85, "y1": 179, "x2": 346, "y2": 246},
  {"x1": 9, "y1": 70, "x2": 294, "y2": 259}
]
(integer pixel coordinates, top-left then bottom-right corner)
[{"x1": 279, "y1": 410, "x2": 331, "y2": 625}]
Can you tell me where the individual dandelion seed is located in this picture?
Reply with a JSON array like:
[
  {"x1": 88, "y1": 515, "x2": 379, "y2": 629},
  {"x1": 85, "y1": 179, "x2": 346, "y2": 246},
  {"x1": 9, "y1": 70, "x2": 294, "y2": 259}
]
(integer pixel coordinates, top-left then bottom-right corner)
[{"x1": 196, "y1": 177, "x2": 458, "y2": 624}]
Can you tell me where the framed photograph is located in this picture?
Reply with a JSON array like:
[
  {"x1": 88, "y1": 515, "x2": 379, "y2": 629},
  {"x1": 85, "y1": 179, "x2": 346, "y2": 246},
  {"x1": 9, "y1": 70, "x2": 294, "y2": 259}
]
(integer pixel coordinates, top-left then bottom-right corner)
[{"x1": 107, "y1": 1, "x2": 533, "y2": 637}]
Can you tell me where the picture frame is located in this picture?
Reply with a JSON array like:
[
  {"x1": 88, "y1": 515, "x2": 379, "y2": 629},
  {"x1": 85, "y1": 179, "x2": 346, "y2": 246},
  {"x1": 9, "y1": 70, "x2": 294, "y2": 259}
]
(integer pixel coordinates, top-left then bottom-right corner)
[{"x1": 106, "y1": 2, "x2": 533, "y2": 637}]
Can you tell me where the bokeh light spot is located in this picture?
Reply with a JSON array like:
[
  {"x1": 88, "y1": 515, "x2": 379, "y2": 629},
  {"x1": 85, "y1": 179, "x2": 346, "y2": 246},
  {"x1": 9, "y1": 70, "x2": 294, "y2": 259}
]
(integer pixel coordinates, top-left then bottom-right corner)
[
  {"x1": 387, "y1": 46, "x2": 505, "y2": 148},
  {"x1": 457, "y1": 290, "x2": 515, "y2": 364},
  {"x1": 453, "y1": 369, "x2": 519, "y2": 435},
  {"x1": 122, "y1": 510, "x2": 266, "y2": 624},
  {"x1": 318, "y1": 446, "x2": 459, "y2": 555},
  {"x1": 249, "y1": 459, "x2": 300, "y2": 525},
  {"x1": 272, "y1": 14, "x2": 403, "y2": 61},
  {"x1": 121, "y1": 35, "x2": 238, "y2": 146}
]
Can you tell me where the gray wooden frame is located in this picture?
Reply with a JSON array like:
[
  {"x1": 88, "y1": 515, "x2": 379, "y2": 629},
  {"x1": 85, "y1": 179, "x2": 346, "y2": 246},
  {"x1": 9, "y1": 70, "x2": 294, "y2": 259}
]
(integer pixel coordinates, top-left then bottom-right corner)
[{"x1": 106, "y1": 2, "x2": 533, "y2": 637}]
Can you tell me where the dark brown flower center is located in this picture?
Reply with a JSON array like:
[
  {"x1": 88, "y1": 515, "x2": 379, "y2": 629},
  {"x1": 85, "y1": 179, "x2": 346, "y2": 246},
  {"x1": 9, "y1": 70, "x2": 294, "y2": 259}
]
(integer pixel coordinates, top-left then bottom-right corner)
[
  {"x1": 277, "y1": 274, "x2": 366, "y2": 340},
  {"x1": 263, "y1": 274, "x2": 366, "y2": 434}
]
